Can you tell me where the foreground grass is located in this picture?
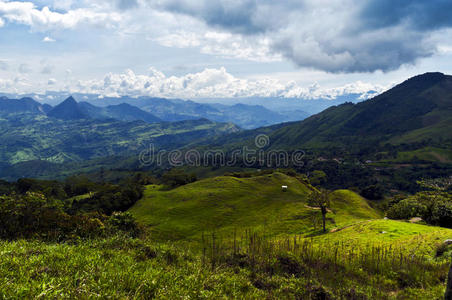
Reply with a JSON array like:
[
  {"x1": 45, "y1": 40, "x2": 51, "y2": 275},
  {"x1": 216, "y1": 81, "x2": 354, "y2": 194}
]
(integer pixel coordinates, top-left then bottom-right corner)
[
  {"x1": 0, "y1": 236, "x2": 266, "y2": 299},
  {"x1": 197, "y1": 219, "x2": 452, "y2": 299},
  {"x1": 1, "y1": 219, "x2": 451, "y2": 299},
  {"x1": 0, "y1": 235, "x2": 372, "y2": 299}
]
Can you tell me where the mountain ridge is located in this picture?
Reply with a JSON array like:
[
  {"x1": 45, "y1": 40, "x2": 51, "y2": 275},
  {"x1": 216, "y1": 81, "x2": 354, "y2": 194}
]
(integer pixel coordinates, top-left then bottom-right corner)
[
  {"x1": 210, "y1": 72, "x2": 452, "y2": 151},
  {"x1": 79, "y1": 96, "x2": 308, "y2": 129},
  {"x1": 0, "y1": 97, "x2": 51, "y2": 115},
  {"x1": 78, "y1": 101, "x2": 162, "y2": 123}
]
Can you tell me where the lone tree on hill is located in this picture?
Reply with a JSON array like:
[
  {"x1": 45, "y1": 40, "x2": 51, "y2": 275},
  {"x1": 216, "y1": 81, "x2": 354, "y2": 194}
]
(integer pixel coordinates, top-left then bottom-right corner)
[{"x1": 308, "y1": 188, "x2": 331, "y2": 233}]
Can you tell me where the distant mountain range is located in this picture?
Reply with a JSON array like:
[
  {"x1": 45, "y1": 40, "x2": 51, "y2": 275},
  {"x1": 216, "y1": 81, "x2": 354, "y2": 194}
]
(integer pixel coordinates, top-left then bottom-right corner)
[
  {"x1": 45, "y1": 96, "x2": 163, "y2": 123},
  {"x1": 0, "y1": 96, "x2": 52, "y2": 115},
  {"x1": 83, "y1": 96, "x2": 308, "y2": 129},
  {"x1": 0, "y1": 94, "x2": 309, "y2": 129},
  {"x1": 0, "y1": 95, "x2": 164, "y2": 124},
  {"x1": 0, "y1": 94, "x2": 246, "y2": 179},
  {"x1": 78, "y1": 102, "x2": 162, "y2": 123},
  {"x1": 0, "y1": 72, "x2": 451, "y2": 180}
]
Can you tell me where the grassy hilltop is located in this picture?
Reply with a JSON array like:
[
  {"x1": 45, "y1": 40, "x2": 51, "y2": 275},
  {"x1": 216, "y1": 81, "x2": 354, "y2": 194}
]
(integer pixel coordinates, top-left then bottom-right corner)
[{"x1": 130, "y1": 172, "x2": 381, "y2": 240}]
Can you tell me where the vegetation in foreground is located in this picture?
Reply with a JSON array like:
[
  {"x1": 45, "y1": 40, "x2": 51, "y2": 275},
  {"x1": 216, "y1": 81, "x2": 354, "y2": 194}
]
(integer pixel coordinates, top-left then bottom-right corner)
[
  {"x1": 1, "y1": 220, "x2": 451, "y2": 299},
  {"x1": 0, "y1": 170, "x2": 451, "y2": 299}
]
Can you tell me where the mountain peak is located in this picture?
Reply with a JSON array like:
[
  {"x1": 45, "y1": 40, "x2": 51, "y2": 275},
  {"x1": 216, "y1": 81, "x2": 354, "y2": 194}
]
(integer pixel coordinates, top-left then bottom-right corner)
[
  {"x1": 62, "y1": 96, "x2": 77, "y2": 104},
  {"x1": 398, "y1": 72, "x2": 447, "y2": 89},
  {"x1": 407, "y1": 72, "x2": 446, "y2": 82},
  {"x1": 47, "y1": 96, "x2": 88, "y2": 120},
  {"x1": 371, "y1": 72, "x2": 450, "y2": 104}
]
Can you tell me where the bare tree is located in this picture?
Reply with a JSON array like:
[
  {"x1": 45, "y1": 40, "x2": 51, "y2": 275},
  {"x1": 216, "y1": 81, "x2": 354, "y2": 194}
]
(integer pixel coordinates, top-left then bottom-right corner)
[{"x1": 308, "y1": 189, "x2": 331, "y2": 233}]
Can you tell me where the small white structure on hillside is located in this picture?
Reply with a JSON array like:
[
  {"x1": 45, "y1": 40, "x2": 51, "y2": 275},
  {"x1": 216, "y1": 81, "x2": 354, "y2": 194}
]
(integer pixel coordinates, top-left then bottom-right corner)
[{"x1": 281, "y1": 185, "x2": 288, "y2": 192}]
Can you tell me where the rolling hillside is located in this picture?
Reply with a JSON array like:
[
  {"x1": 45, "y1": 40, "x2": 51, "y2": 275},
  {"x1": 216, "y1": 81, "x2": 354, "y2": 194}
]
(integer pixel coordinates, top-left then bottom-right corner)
[
  {"x1": 130, "y1": 172, "x2": 381, "y2": 240},
  {"x1": 267, "y1": 72, "x2": 452, "y2": 149}
]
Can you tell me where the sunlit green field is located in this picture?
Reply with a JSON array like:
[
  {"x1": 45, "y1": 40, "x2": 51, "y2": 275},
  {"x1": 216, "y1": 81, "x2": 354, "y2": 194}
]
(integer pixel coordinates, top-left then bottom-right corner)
[
  {"x1": 1, "y1": 172, "x2": 451, "y2": 299},
  {"x1": 130, "y1": 173, "x2": 381, "y2": 240}
]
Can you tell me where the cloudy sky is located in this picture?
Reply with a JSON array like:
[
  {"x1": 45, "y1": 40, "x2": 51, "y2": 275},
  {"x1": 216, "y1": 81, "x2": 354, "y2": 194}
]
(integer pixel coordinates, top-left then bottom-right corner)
[{"x1": 1, "y1": 0, "x2": 452, "y2": 100}]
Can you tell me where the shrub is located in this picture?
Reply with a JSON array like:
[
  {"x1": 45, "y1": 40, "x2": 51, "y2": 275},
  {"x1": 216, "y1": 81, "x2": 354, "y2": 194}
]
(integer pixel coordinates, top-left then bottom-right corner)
[
  {"x1": 429, "y1": 201, "x2": 452, "y2": 228},
  {"x1": 69, "y1": 183, "x2": 143, "y2": 215},
  {"x1": 386, "y1": 198, "x2": 427, "y2": 220},
  {"x1": 0, "y1": 192, "x2": 108, "y2": 240},
  {"x1": 386, "y1": 191, "x2": 452, "y2": 228},
  {"x1": 107, "y1": 212, "x2": 143, "y2": 237},
  {"x1": 0, "y1": 192, "x2": 57, "y2": 239}
]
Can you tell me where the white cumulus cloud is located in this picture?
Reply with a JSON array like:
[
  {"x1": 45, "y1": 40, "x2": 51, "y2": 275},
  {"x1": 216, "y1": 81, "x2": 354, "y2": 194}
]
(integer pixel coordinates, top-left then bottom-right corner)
[
  {"x1": 42, "y1": 36, "x2": 55, "y2": 42},
  {"x1": 0, "y1": 1, "x2": 121, "y2": 31},
  {"x1": 67, "y1": 67, "x2": 388, "y2": 99}
]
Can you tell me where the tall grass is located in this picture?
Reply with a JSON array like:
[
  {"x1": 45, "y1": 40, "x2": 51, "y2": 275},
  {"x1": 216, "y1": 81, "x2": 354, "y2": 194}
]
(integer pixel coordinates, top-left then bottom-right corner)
[
  {"x1": 200, "y1": 230, "x2": 450, "y2": 298},
  {"x1": 1, "y1": 232, "x2": 449, "y2": 299}
]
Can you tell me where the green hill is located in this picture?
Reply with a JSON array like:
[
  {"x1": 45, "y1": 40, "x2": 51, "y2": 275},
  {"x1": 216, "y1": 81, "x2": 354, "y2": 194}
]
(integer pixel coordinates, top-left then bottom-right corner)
[
  {"x1": 206, "y1": 72, "x2": 452, "y2": 153},
  {"x1": 316, "y1": 219, "x2": 452, "y2": 249},
  {"x1": 130, "y1": 172, "x2": 381, "y2": 240},
  {"x1": 267, "y1": 72, "x2": 452, "y2": 150}
]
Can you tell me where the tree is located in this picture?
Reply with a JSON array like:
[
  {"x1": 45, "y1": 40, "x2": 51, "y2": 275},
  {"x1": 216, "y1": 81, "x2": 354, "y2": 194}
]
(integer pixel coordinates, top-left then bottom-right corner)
[
  {"x1": 161, "y1": 169, "x2": 197, "y2": 188},
  {"x1": 309, "y1": 170, "x2": 327, "y2": 186},
  {"x1": 360, "y1": 184, "x2": 384, "y2": 200},
  {"x1": 308, "y1": 189, "x2": 331, "y2": 233},
  {"x1": 386, "y1": 191, "x2": 452, "y2": 228}
]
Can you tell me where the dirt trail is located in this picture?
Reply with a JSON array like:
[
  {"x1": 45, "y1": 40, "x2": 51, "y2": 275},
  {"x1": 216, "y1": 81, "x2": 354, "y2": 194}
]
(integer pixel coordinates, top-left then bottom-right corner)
[{"x1": 329, "y1": 220, "x2": 373, "y2": 233}]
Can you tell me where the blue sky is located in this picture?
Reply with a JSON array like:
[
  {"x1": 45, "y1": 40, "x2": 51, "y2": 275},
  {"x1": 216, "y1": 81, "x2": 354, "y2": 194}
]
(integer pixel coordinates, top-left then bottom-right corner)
[{"x1": 1, "y1": 0, "x2": 452, "y2": 100}]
